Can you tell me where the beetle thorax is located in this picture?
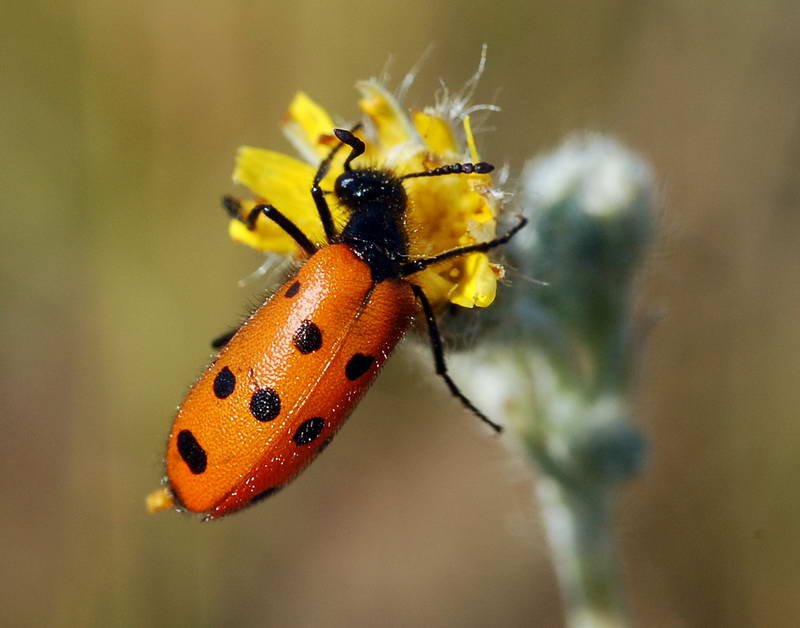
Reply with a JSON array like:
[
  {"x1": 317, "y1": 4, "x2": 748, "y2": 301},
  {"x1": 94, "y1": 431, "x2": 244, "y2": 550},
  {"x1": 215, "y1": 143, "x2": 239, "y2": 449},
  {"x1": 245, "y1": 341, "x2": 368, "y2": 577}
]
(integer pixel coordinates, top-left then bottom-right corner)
[{"x1": 335, "y1": 168, "x2": 409, "y2": 282}]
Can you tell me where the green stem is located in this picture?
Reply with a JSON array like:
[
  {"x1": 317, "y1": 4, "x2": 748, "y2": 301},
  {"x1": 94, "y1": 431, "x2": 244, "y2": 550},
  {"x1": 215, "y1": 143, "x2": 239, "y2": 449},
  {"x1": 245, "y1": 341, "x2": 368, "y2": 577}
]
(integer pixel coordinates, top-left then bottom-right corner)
[{"x1": 536, "y1": 476, "x2": 627, "y2": 628}]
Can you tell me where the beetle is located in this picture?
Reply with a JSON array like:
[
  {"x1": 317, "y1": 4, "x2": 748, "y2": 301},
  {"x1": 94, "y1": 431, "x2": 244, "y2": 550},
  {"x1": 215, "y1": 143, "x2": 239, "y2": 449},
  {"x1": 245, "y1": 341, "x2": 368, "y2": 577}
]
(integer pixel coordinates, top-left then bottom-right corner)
[{"x1": 164, "y1": 128, "x2": 527, "y2": 519}]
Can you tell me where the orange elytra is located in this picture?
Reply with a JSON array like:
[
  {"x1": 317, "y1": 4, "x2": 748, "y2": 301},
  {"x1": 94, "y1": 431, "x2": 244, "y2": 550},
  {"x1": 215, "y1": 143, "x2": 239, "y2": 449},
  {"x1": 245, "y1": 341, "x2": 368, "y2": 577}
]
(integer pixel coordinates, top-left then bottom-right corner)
[{"x1": 163, "y1": 128, "x2": 527, "y2": 519}]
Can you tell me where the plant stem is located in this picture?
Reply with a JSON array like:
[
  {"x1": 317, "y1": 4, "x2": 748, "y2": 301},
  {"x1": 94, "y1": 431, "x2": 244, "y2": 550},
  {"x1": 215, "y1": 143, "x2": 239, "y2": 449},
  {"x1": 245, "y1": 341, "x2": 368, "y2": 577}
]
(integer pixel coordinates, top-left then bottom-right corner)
[{"x1": 536, "y1": 476, "x2": 626, "y2": 628}]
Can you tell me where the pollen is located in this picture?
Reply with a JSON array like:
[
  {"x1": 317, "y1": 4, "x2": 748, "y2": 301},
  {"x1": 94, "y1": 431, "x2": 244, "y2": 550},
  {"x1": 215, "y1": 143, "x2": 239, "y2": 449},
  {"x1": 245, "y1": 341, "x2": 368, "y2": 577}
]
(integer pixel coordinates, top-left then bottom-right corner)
[{"x1": 145, "y1": 487, "x2": 175, "y2": 514}]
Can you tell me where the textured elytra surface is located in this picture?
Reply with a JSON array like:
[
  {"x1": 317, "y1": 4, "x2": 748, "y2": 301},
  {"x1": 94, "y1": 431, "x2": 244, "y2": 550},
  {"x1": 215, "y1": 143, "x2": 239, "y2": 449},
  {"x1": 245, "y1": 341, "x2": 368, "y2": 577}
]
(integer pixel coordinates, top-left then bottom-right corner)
[{"x1": 166, "y1": 244, "x2": 416, "y2": 517}]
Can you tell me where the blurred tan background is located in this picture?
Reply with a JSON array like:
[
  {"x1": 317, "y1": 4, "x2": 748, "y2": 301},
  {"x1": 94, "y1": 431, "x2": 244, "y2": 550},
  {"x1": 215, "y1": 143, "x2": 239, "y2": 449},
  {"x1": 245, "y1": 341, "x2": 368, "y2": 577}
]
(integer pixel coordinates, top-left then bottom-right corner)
[{"x1": 3, "y1": 1, "x2": 800, "y2": 626}]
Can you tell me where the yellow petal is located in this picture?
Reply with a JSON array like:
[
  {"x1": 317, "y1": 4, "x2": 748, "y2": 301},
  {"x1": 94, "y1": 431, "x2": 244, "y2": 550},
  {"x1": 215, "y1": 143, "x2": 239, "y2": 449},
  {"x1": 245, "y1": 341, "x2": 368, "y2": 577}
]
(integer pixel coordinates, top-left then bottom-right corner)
[
  {"x1": 232, "y1": 147, "x2": 346, "y2": 251},
  {"x1": 357, "y1": 81, "x2": 417, "y2": 152},
  {"x1": 413, "y1": 110, "x2": 458, "y2": 157},
  {"x1": 448, "y1": 253, "x2": 497, "y2": 308},
  {"x1": 229, "y1": 217, "x2": 303, "y2": 256},
  {"x1": 234, "y1": 146, "x2": 316, "y2": 202},
  {"x1": 411, "y1": 268, "x2": 454, "y2": 306},
  {"x1": 283, "y1": 92, "x2": 336, "y2": 163}
]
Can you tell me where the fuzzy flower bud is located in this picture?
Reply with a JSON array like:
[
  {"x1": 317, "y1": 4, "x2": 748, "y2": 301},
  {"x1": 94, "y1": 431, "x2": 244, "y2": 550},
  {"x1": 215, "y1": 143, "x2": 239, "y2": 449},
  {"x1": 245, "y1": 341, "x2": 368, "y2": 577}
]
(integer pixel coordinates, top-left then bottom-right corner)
[{"x1": 454, "y1": 133, "x2": 655, "y2": 628}]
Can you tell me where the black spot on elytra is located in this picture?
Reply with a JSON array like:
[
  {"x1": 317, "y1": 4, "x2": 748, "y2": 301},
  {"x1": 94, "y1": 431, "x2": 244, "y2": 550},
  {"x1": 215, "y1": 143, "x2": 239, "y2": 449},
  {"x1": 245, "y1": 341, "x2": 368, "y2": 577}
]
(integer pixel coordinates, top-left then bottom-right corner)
[
  {"x1": 285, "y1": 281, "x2": 300, "y2": 298},
  {"x1": 251, "y1": 486, "x2": 282, "y2": 504},
  {"x1": 345, "y1": 353, "x2": 375, "y2": 381},
  {"x1": 177, "y1": 430, "x2": 207, "y2": 474},
  {"x1": 293, "y1": 320, "x2": 323, "y2": 354},
  {"x1": 250, "y1": 387, "x2": 281, "y2": 422},
  {"x1": 293, "y1": 417, "x2": 326, "y2": 446},
  {"x1": 213, "y1": 366, "x2": 236, "y2": 399}
]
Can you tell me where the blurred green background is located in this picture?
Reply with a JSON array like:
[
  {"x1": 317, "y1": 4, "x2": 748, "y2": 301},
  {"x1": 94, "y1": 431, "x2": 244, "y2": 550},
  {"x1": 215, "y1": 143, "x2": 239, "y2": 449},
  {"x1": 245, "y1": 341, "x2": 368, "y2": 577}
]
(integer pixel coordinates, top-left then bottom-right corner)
[{"x1": 4, "y1": 1, "x2": 800, "y2": 626}]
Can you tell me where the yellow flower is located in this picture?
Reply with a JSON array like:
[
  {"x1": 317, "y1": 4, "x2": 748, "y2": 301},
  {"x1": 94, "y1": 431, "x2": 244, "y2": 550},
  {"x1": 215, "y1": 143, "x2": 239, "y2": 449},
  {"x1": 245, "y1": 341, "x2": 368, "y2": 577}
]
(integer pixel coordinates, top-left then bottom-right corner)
[{"x1": 228, "y1": 81, "x2": 504, "y2": 308}]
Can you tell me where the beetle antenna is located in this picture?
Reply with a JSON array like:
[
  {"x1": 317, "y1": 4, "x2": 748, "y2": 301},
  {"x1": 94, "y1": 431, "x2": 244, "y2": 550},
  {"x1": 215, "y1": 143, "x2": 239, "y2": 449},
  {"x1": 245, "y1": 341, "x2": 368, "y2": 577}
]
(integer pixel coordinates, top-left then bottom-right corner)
[
  {"x1": 401, "y1": 162, "x2": 494, "y2": 180},
  {"x1": 333, "y1": 128, "x2": 366, "y2": 171}
]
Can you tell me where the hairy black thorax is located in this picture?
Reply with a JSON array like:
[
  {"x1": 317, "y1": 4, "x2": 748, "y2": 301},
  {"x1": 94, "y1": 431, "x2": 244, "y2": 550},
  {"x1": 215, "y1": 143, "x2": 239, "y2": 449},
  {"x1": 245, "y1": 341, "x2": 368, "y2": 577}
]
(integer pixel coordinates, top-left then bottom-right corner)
[{"x1": 335, "y1": 167, "x2": 410, "y2": 282}]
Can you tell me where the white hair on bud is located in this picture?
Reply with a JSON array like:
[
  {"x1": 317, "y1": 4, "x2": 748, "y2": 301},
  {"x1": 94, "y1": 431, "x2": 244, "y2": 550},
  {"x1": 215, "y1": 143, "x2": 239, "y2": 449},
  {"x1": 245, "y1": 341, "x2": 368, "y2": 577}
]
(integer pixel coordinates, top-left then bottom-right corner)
[{"x1": 524, "y1": 133, "x2": 652, "y2": 218}]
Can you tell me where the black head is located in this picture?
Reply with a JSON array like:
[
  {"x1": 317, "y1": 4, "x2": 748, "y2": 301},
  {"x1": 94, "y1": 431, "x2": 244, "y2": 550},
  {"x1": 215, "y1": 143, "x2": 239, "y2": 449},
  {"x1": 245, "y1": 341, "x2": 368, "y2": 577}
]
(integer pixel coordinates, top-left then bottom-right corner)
[{"x1": 334, "y1": 168, "x2": 408, "y2": 215}]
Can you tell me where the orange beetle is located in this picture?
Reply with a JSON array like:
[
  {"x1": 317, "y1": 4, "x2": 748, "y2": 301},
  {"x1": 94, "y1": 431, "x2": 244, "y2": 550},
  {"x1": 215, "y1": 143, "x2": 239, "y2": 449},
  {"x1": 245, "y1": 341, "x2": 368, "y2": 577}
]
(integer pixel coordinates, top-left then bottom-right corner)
[{"x1": 164, "y1": 128, "x2": 526, "y2": 519}]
